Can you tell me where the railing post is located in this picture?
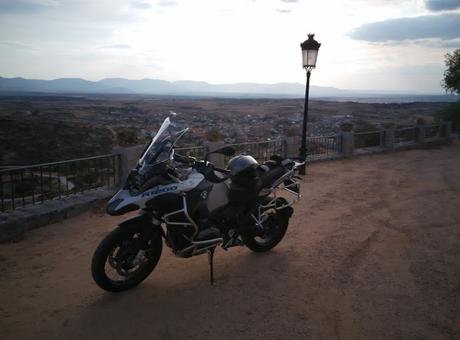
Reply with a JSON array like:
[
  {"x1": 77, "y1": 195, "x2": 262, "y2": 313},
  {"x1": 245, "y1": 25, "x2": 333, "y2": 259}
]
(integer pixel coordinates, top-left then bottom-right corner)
[
  {"x1": 415, "y1": 125, "x2": 425, "y2": 144},
  {"x1": 383, "y1": 125, "x2": 395, "y2": 151},
  {"x1": 445, "y1": 121, "x2": 452, "y2": 141},
  {"x1": 439, "y1": 121, "x2": 452, "y2": 144},
  {"x1": 281, "y1": 136, "x2": 288, "y2": 158},
  {"x1": 379, "y1": 129, "x2": 385, "y2": 149},
  {"x1": 114, "y1": 153, "x2": 122, "y2": 186}
]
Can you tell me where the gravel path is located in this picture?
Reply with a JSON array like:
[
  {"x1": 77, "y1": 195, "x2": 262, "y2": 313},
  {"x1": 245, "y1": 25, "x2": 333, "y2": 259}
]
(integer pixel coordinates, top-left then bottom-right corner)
[{"x1": 1, "y1": 143, "x2": 460, "y2": 339}]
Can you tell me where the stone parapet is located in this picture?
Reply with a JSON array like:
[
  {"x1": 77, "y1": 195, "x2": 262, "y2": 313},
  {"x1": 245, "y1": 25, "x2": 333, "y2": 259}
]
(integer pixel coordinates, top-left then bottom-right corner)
[{"x1": 0, "y1": 188, "x2": 114, "y2": 243}]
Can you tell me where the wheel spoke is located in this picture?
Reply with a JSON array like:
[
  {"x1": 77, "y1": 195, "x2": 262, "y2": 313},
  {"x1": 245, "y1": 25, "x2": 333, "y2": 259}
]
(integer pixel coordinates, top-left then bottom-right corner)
[{"x1": 103, "y1": 235, "x2": 148, "y2": 282}]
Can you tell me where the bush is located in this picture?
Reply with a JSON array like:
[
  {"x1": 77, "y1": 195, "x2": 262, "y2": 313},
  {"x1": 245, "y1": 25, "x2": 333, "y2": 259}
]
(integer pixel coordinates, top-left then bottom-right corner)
[
  {"x1": 416, "y1": 117, "x2": 426, "y2": 125},
  {"x1": 435, "y1": 102, "x2": 460, "y2": 131},
  {"x1": 340, "y1": 122, "x2": 353, "y2": 132},
  {"x1": 355, "y1": 122, "x2": 381, "y2": 148},
  {"x1": 355, "y1": 122, "x2": 380, "y2": 133}
]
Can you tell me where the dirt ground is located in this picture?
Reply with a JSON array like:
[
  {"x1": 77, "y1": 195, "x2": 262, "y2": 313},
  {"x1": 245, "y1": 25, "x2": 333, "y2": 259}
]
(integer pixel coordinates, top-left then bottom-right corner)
[{"x1": 1, "y1": 143, "x2": 460, "y2": 340}]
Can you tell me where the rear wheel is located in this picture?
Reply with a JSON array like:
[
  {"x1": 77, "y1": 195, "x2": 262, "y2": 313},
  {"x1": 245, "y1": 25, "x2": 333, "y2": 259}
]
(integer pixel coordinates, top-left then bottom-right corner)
[
  {"x1": 243, "y1": 210, "x2": 289, "y2": 253},
  {"x1": 91, "y1": 226, "x2": 162, "y2": 292}
]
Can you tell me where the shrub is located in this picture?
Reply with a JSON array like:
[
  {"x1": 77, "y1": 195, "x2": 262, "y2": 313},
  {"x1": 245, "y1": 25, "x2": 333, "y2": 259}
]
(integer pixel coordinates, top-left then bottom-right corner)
[
  {"x1": 435, "y1": 102, "x2": 460, "y2": 131},
  {"x1": 340, "y1": 122, "x2": 353, "y2": 132},
  {"x1": 355, "y1": 122, "x2": 381, "y2": 148}
]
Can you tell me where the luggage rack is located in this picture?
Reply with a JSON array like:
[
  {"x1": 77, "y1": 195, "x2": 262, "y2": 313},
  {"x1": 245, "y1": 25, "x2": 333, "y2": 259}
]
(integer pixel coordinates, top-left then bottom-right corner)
[{"x1": 257, "y1": 168, "x2": 302, "y2": 217}]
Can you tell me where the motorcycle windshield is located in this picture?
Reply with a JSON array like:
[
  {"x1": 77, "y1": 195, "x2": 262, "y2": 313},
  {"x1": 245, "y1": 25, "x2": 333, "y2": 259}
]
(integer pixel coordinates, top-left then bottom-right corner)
[{"x1": 138, "y1": 117, "x2": 187, "y2": 168}]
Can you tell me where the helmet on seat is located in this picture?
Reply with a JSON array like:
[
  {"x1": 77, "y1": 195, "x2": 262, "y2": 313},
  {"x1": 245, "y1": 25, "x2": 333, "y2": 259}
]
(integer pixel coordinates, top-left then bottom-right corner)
[
  {"x1": 227, "y1": 155, "x2": 259, "y2": 187},
  {"x1": 228, "y1": 155, "x2": 258, "y2": 175}
]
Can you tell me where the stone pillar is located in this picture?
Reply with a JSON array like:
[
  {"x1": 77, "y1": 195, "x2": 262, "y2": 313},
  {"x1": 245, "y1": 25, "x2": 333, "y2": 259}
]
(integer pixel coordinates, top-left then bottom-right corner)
[
  {"x1": 281, "y1": 136, "x2": 288, "y2": 158},
  {"x1": 446, "y1": 121, "x2": 452, "y2": 140},
  {"x1": 206, "y1": 142, "x2": 224, "y2": 168},
  {"x1": 285, "y1": 136, "x2": 299, "y2": 158},
  {"x1": 112, "y1": 145, "x2": 145, "y2": 183},
  {"x1": 339, "y1": 122, "x2": 354, "y2": 156},
  {"x1": 385, "y1": 129, "x2": 395, "y2": 150},
  {"x1": 440, "y1": 121, "x2": 453, "y2": 144},
  {"x1": 340, "y1": 131, "x2": 354, "y2": 155},
  {"x1": 415, "y1": 125, "x2": 425, "y2": 144}
]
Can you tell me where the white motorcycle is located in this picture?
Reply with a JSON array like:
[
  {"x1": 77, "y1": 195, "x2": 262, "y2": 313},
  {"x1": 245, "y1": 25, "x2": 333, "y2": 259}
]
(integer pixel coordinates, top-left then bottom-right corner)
[{"x1": 91, "y1": 117, "x2": 304, "y2": 292}]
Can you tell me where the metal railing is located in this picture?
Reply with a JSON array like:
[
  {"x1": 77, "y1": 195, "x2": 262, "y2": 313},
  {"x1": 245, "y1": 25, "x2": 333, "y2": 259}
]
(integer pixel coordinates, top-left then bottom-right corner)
[
  {"x1": 224, "y1": 139, "x2": 284, "y2": 163},
  {"x1": 425, "y1": 125, "x2": 440, "y2": 139},
  {"x1": 175, "y1": 145, "x2": 208, "y2": 159},
  {"x1": 395, "y1": 127, "x2": 416, "y2": 144},
  {"x1": 0, "y1": 154, "x2": 119, "y2": 213},
  {"x1": 306, "y1": 135, "x2": 339, "y2": 160},
  {"x1": 354, "y1": 131, "x2": 382, "y2": 149},
  {"x1": 2, "y1": 123, "x2": 451, "y2": 213}
]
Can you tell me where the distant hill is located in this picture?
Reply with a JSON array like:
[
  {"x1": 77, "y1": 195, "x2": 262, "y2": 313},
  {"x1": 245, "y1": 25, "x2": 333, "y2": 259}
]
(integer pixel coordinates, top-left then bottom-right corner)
[
  {"x1": 0, "y1": 76, "x2": 455, "y2": 101},
  {"x1": 0, "y1": 76, "x2": 356, "y2": 97},
  {"x1": 0, "y1": 77, "x2": 130, "y2": 94}
]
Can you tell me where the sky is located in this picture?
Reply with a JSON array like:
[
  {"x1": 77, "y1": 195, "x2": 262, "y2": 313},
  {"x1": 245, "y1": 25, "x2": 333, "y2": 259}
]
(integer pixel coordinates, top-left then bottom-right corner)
[{"x1": 0, "y1": 0, "x2": 459, "y2": 93}]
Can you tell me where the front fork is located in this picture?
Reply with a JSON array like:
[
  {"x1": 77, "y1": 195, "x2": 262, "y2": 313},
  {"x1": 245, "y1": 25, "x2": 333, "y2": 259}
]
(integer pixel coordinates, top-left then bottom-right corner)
[{"x1": 118, "y1": 211, "x2": 164, "y2": 253}]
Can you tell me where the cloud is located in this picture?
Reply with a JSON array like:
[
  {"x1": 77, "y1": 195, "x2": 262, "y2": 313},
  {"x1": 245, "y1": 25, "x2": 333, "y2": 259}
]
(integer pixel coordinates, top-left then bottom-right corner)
[
  {"x1": 439, "y1": 39, "x2": 460, "y2": 48},
  {"x1": 102, "y1": 44, "x2": 131, "y2": 49},
  {"x1": 350, "y1": 13, "x2": 460, "y2": 42},
  {"x1": 425, "y1": 0, "x2": 460, "y2": 11},
  {"x1": 0, "y1": 0, "x2": 59, "y2": 13},
  {"x1": 158, "y1": 1, "x2": 176, "y2": 6},
  {"x1": 131, "y1": 1, "x2": 151, "y2": 9},
  {"x1": 398, "y1": 38, "x2": 460, "y2": 48},
  {"x1": 0, "y1": 41, "x2": 37, "y2": 50}
]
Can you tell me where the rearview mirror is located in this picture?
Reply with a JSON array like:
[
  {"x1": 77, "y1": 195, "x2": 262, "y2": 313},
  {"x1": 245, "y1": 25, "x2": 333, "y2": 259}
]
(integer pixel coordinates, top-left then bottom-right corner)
[
  {"x1": 205, "y1": 146, "x2": 235, "y2": 162},
  {"x1": 214, "y1": 146, "x2": 235, "y2": 156}
]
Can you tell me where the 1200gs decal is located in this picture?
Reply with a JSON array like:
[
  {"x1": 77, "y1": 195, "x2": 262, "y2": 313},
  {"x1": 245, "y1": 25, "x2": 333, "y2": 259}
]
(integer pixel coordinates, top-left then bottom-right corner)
[{"x1": 142, "y1": 185, "x2": 178, "y2": 198}]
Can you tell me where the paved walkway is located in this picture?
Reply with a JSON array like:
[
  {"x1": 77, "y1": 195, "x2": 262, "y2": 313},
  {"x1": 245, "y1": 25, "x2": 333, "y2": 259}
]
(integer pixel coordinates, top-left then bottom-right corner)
[{"x1": 1, "y1": 143, "x2": 460, "y2": 339}]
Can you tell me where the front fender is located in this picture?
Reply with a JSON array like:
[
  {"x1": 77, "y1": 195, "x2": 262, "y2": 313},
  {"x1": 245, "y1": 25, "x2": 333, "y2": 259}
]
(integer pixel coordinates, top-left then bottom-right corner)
[
  {"x1": 118, "y1": 213, "x2": 163, "y2": 243},
  {"x1": 106, "y1": 190, "x2": 139, "y2": 216},
  {"x1": 118, "y1": 213, "x2": 151, "y2": 230}
]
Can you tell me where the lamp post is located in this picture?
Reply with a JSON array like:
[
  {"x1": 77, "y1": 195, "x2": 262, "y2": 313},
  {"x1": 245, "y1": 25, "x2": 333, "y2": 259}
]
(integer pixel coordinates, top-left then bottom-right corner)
[{"x1": 299, "y1": 33, "x2": 321, "y2": 175}]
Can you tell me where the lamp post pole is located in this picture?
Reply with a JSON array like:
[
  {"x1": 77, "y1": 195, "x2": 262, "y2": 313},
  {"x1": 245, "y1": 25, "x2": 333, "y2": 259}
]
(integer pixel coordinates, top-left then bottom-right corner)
[
  {"x1": 299, "y1": 33, "x2": 320, "y2": 175},
  {"x1": 299, "y1": 69, "x2": 311, "y2": 175}
]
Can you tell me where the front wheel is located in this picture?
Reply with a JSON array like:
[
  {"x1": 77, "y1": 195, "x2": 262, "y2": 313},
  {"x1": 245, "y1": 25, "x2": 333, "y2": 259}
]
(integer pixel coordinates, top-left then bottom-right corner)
[
  {"x1": 91, "y1": 226, "x2": 162, "y2": 292},
  {"x1": 242, "y1": 211, "x2": 289, "y2": 253}
]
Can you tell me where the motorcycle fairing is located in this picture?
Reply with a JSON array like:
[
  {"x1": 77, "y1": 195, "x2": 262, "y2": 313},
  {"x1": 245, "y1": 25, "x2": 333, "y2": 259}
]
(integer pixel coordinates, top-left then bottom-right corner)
[{"x1": 107, "y1": 172, "x2": 205, "y2": 215}]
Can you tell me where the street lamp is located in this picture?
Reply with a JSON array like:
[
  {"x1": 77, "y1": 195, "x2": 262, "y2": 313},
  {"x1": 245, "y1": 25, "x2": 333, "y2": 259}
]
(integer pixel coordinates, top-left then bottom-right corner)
[{"x1": 299, "y1": 33, "x2": 321, "y2": 175}]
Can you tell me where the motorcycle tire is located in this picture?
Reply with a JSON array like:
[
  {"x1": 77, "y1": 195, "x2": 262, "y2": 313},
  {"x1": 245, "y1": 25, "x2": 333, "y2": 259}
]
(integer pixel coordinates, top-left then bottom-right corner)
[
  {"x1": 243, "y1": 211, "x2": 289, "y2": 253},
  {"x1": 91, "y1": 226, "x2": 162, "y2": 292}
]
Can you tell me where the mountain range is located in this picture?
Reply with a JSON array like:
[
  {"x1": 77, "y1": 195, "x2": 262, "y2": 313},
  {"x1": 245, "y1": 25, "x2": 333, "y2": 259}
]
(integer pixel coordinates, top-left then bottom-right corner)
[{"x1": 0, "y1": 76, "x2": 451, "y2": 100}]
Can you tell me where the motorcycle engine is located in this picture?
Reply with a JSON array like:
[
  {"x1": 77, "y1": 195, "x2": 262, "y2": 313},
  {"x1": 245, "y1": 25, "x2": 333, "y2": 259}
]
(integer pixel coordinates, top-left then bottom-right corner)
[{"x1": 166, "y1": 225, "x2": 195, "y2": 251}]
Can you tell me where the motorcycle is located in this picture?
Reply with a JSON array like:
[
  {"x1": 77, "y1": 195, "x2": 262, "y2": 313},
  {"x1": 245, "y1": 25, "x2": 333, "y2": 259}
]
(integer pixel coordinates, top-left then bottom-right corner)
[{"x1": 91, "y1": 117, "x2": 304, "y2": 292}]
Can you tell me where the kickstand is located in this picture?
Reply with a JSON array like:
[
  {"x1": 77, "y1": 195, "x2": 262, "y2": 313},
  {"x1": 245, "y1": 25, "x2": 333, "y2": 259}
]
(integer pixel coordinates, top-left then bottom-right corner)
[{"x1": 207, "y1": 247, "x2": 215, "y2": 286}]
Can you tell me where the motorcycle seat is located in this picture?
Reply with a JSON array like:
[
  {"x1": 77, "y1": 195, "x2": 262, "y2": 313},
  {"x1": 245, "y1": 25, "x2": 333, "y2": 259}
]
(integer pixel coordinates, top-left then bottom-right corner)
[{"x1": 258, "y1": 165, "x2": 285, "y2": 188}]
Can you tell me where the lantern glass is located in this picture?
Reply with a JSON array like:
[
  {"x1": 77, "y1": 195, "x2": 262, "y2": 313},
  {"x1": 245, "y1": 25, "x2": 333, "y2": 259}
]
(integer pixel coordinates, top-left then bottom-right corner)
[{"x1": 302, "y1": 49, "x2": 318, "y2": 68}]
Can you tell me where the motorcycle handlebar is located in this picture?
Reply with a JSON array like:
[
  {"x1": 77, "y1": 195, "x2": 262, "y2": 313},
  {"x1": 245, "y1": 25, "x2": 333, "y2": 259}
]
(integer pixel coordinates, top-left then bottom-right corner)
[
  {"x1": 213, "y1": 166, "x2": 230, "y2": 175},
  {"x1": 192, "y1": 161, "x2": 229, "y2": 183},
  {"x1": 174, "y1": 153, "x2": 195, "y2": 164}
]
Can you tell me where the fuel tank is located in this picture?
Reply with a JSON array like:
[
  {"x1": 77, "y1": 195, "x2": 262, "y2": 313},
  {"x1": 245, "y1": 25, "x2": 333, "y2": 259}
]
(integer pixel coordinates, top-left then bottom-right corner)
[{"x1": 206, "y1": 181, "x2": 230, "y2": 213}]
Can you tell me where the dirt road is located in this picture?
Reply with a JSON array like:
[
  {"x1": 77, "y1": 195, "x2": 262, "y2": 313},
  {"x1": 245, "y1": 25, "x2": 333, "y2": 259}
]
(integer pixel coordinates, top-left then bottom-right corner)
[{"x1": 1, "y1": 143, "x2": 460, "y2": 339}]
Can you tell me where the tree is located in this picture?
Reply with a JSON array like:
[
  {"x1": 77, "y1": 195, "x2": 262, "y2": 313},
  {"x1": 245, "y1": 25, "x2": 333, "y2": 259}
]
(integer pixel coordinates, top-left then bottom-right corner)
[
  {"x1": 442, "y1": 49, "x2": 460, "y2": 95},
  {"x1": 204, "y1": 129, "x2": 223, "y2": 142}
]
